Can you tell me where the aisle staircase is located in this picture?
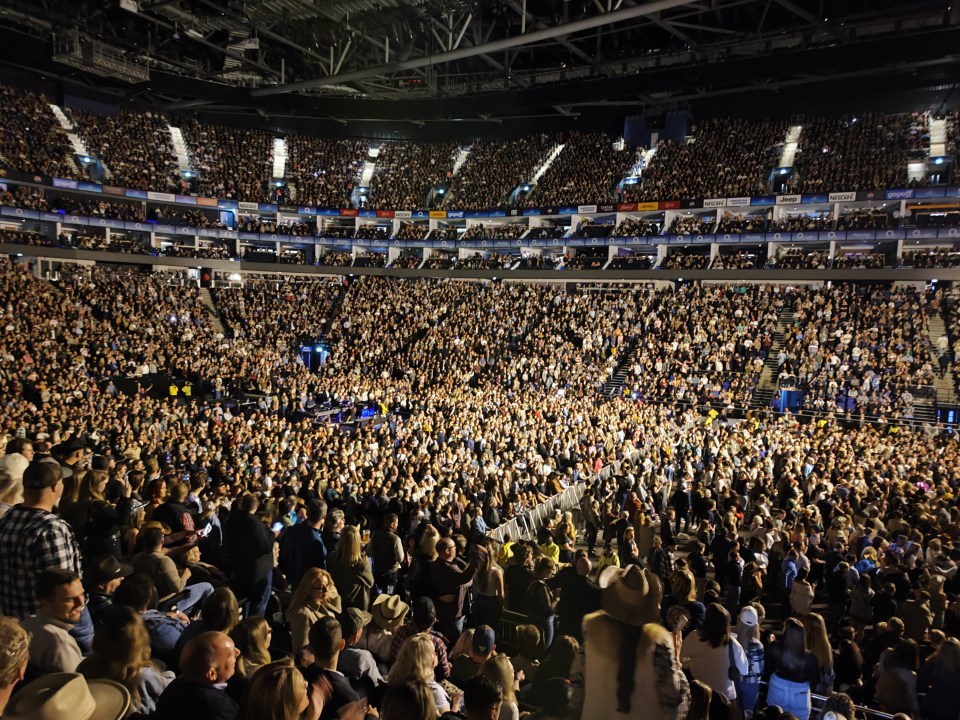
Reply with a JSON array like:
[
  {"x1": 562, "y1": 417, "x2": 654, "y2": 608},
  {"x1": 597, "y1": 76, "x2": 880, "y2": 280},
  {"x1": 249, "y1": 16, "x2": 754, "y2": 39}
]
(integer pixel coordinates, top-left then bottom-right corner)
[
  {"x1": 601, "y1": 337, "x2": 640, "y2": 397},
  {"x1": 451, "y1": 146, "x2": 471, "y2": 177},
  {"x1": 49, "y1": 104, "x2": 88, "y2": 175},
  {"x1": 778, "y1": 125, "x2": 803, "y2": 168},
  {"x1": 359, "y1": 145, "x2": 380, "y2": 188},
  {"x1": 272, "y1": 137, "x2": 287, "y2": 179},
  {"x1": 929, "y1": 117, "x2": 948, "y2": 158},
  {"x1": 750, "y1": 298, "x2": 796, "y2": 410},
  {"x1": 530, "y1": 143, "x2": 564, "y2": 185},
  {"x1": 926, "y1": 311, "x2": 957, "y2": 404},
  {"x1": 167, "y1": 126, "x2": 192, "y2": 174},
  {"x1": 198, "y1": 287, "x2": 227, "y2": 336}
]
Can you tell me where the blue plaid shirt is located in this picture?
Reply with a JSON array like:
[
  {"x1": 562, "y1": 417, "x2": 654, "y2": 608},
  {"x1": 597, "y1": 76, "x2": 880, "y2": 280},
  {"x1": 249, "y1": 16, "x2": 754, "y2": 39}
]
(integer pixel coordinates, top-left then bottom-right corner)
[{"x1": 0, "y1": 505, "x2": 83, "y2": 618}]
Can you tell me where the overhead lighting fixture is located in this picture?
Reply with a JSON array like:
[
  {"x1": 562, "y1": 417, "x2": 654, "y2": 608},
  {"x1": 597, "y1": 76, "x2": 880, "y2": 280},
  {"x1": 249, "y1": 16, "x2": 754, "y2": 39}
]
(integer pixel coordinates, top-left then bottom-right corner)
[{"x1": 53, "y1": 29, "x2": 149, "y2": 83}]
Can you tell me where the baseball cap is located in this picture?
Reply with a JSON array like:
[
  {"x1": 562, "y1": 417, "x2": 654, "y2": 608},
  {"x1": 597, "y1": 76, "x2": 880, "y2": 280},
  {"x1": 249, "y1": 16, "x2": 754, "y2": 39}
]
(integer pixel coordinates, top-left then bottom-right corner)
[
  {"x1": 738, "y1": 606, "x2": 759, "y2": 627},
  {"x1": 472, "y1": 625, "x2": 496, "y2": 654},
  {"x1": 340, "y1": 607, "x2": 372, "y2": 639},
  {"x1": 22, "y1": 458, "x2": 64, "y2": 490}
]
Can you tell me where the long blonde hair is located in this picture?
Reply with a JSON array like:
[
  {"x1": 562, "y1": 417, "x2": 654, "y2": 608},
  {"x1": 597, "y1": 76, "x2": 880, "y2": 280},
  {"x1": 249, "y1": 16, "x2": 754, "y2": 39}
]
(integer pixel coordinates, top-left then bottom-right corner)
[
  {"x1": 235, "y1": 659, "x2": 307, "y2": 720},
  {"x1": 231, "y1": 616, "x2": 272, "y2": 679},
  {"x1": 419, "y1": 525, "x2": 440, "y2": 561},
  {"x1": 79, "y1": 605, "x2": 154, "y2": 709},
  {"x1": 802, "y1": 612, "x2": 833, "y2": 672},
  {"x1": 288, "y1": 568, "x2": 336, "y2": 614},
  {"x1": 78, "y1": 470, "x2": 108, "y2": 504},
  {"x1": 332, "y1": 525, "x2": 364, "y2": 567},
  {"x1": 388, "y1": 633, "x2": 436, "y2": 685},
  {"x1": 482, "y1": 654, "x2": 517, "y2": 703}
]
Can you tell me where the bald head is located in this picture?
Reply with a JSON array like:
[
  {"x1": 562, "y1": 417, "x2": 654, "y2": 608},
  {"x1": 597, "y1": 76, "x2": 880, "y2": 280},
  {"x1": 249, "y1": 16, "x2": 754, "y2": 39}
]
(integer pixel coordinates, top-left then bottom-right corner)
[{"x1": 180, "y1": 631, "x2": 239, "y2": 686}]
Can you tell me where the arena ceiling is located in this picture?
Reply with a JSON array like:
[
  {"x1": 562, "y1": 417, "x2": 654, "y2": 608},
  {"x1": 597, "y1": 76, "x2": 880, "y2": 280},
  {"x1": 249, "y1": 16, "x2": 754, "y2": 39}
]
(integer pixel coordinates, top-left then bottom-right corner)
[{"x1": 0, "y1": 0, "x2": 958, "y2": 124}]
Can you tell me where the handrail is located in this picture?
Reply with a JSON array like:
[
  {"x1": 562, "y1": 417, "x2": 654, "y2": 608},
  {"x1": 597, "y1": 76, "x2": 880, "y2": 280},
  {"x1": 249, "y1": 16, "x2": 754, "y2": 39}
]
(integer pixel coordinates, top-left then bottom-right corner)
[{"x1": 487, "y1": 482, "x2": 586, "y2": 544}]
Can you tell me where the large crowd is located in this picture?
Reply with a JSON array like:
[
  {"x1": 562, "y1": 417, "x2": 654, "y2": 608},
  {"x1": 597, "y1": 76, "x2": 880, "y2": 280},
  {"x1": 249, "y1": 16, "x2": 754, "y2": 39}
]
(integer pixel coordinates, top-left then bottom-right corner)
[
  {"x1": 181, "y1": 120, "x2": 274, "y2": 202},
  {"x1": 791, "y1": 115, "x2": 920, "y2": 194},
  {"x1": 1, "y1": 85, "x2": 954, "y2": 216},
  {"x1": 5, "y1": 77, "x2": 960, "y2": 720},
  {"x1": 0, "y1": 260, "x2": 959, "y2": 720},
  {"x1": 285, "y1": 137, "x2": 366, "y2": 209},
  {"x1": 446, "y1": 135, "x2": 556, "y2": 210},
  {"x1": 528, "y1": 133, "x2": 636, "y2": 207},
  {"x1": 0, "y1": 86, "x2": 78, "y2": 179},
  {"x1": 633, "y1": 118, "x2": 787, "y2": 201},
  {"x1": 70, "y1": 110, "x2": 180, "y2": 193},
  {"x1": 368, "y1": 143, "x2": 457, "y2": 210}
]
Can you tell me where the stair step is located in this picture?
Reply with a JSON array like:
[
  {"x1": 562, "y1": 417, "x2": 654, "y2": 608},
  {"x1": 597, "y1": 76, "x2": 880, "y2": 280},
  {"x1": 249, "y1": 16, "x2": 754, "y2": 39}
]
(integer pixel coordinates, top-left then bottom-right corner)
[
  {"x1": 168, "y1": 126, "x2": 192, "y2": 174},
  {"x1": 199, "y1": 287, "x2": 226, "y2": 336},
  {"x1": 272, "y1": 137, "x2": 287, "y2": 179}
]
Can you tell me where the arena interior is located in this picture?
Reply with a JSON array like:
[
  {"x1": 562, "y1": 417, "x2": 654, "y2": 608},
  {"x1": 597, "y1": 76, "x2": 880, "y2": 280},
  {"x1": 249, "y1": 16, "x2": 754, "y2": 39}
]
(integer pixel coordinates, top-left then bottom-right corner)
[{"x1": 0, "y1": 1, "x2": 959, "y2": 719}]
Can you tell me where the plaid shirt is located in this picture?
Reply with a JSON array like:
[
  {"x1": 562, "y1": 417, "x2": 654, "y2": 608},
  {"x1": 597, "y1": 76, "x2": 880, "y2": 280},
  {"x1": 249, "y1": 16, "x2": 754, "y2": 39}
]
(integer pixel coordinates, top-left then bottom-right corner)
[
  {"x1": 0, "y1": 505, "x2": 83, "y2": 618},
  {"x1": 389, "y1": 622, "x2": 451, "y2": 680}
]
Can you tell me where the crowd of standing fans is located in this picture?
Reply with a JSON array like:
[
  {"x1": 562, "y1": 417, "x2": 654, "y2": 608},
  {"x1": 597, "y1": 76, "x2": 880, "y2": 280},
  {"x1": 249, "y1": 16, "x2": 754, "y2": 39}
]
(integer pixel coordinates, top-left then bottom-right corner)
[
  {"x1": 0, "y1": 84, "x2": 953, "y2": 214},
  {"x1": 791, "y1": 114, "x2": 919, "y2": 194},
  {"x1": 0, "y1": 261, "x2": 958, "y2": 720}
]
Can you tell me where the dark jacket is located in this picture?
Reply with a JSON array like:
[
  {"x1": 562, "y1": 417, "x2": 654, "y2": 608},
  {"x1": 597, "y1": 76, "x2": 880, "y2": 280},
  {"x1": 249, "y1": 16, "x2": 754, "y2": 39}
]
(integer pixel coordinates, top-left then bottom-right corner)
[
  {"x1": 153, "y1": 677, "x2": 238, "y2": 720},
  {"x1": 224, "y1": 510, "x2": 274, "y2": 589},
  {"x1": 280, "y1": 522, "x2": 327, "y2": 587}
]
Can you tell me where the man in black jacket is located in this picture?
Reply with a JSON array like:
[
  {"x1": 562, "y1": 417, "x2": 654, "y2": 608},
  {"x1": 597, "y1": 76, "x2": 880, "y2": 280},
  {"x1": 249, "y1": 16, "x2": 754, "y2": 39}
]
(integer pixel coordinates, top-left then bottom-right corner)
[
  {"x1": 224, "y1": 493, "x2": 274, "y2": 617},
  {"x1": 279, "y1": 499, "x2": 327, "y2": 587},
  {"x1": 302, "y1": 617, "x2": 377, "y2": 720},
  {"x1": 154, "y1": 631, "x2": 239, "y2": 720}
]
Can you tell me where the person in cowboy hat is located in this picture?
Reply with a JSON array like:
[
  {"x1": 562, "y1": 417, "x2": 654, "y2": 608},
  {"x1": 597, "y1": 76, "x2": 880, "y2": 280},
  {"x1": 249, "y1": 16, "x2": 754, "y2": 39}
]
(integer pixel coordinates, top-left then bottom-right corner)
[
  {"x1": 84, "y1": 555, "x2": 134, "y2": 628},
  {"x1": 3, "y1": 672, "x2": 130, "y2": 720},
  {"x1": 361, "y1": 594, "x2": 409, "y2": 663},
  {"x1": 581, "y1": 565, "x2": 690, "y2": 720}
]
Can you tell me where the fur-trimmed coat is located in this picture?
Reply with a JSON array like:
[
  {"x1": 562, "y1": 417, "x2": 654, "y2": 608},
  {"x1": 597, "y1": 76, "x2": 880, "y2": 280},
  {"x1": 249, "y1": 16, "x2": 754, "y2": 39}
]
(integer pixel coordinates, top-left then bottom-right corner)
[{"x1": 581, "y1": 611, "x2": 690, "y2": 720}]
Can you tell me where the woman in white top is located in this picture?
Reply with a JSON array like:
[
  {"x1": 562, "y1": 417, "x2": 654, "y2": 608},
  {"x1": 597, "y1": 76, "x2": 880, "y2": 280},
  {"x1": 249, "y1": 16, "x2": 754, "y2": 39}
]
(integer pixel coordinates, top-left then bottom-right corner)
[{"x1": 682, "y1": 603, "x2": 748, "y2": 703}]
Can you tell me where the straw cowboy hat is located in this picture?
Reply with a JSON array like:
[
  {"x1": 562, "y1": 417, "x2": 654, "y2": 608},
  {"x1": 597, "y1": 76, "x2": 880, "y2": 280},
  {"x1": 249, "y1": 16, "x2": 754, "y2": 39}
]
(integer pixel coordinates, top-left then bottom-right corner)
[
  {"x1": 597, "y1": 564, "x2": 662, "y2": 627},
  {"x1": 371, "y1": 593, "x2": 409, "y2": 631},
  {"x1": 5, "y1": 673, "x2": 130, "y2": 720}
]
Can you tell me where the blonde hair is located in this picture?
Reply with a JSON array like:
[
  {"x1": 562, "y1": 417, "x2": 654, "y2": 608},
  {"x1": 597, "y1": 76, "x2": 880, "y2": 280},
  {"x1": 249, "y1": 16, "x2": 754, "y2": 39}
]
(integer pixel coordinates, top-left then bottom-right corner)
[
  {"x1": 482, "y1": 654, "x2": 517, "y2": 703},
  {"x1": 802, "y1": 613, "x2": 833, "y2": 673},
  {"x1": 0, "y1": 616, "x2": 29, "y2": 687},
  {"x1": 670, "y1": 569, "x2": 697, "y2": 604},
  {"x1": 420, "y1": 525, "x2": 440, "y2": 561},
  {"x1": 231, "y1": 616, "x2": 272, "y2": 679},
  {"x1": 332, "y1": 525, "x2": 364, "y2": 567},
  {"x1": 79, "y1": 605, "x2": 154, "y2": 709},
  {"x1": 288, "y1": 568, "x2": 336, "y2": 615},
  {"x1": 78, "y1": 470, "x2": 109, "y2": 503},
  {"x1": 235, "y1": 659, "x2": 307, "y2": 720},
  {"x1": 450, "y1": 628, "x2": 475, "y2": 659},
  {"x1": 389, "y1": 633, "x2": 436, "y2": 685}
]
